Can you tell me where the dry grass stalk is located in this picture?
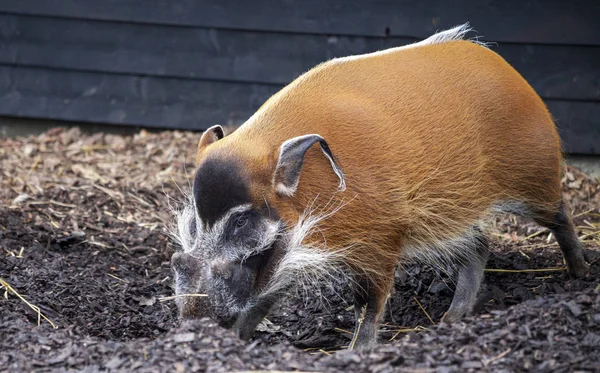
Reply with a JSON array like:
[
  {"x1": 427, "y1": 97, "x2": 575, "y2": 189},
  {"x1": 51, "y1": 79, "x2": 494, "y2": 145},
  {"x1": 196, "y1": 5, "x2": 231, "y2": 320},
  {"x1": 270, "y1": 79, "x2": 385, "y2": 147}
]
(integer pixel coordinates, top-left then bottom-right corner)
[
  {"x1": 158, "y1": 294, "x2": 208, "y2": 302},
  {"x1": 0, "y1": 277, "x2": 57, "y2": 329},
  {"x1": 334, "y1": 327, "x2": 353, "y2": 335},
  {"x1": 389, "y1": 325, "x2": 428, "y2": 341},
  {"x1": 484, "y1": 267, "x2": 566, "y2": 273},
  {"x1": 106, "y1": 273, "x2": 129, "y2": 283},
  {"x1": 518, "y1": 250, "x2": 531, "y2": 260},
  {"x1": 347, "y1": 304, "x2": 367, "y2": 350},
  {"x1": 484, "y1": 347, "x2": 512, "y2": 365},
  {"x1": 573, "y1": 208, "x2": 597, "y2": 219},
  {"x1": 579, "y1": 230, "x2": 600, "y2": 240},
  {"x1": 413, "y1": 296, "x2": 435, "y2": 325},
  {"x1": 522, "y1": 229, "x2": 549, "y2": 241}
]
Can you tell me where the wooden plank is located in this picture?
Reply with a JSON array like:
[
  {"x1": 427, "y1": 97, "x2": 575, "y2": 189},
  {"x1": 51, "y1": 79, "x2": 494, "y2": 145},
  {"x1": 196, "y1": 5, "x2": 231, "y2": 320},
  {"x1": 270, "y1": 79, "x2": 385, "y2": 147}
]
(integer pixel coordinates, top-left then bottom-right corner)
[
  {"x1": 0, "y1": 65, "x2": 279, "y2": 129},
  {"x1": 546, "y1": 101, "x2": 600, "y2": 155},
  {"x1": 2, "y1": 14, "x2": 599, "y2": 101},
  {"x1": 496, "y1": 44, "x2": 600, "y2": 102},
  {"x1": 0, "y1": 0, "x2": 598, "y2": 45},
  {"x1": 0, "y1": 13, "x2": 396, "y2": 87},
  {"x1": 0, "y1": 65, "x2": 598, "y2": 155}
]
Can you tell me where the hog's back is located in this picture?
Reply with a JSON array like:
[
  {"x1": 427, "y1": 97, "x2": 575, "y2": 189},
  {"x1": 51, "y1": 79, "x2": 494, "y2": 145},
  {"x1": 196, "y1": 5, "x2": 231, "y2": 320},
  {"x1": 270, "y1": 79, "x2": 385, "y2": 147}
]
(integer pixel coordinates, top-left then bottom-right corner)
[{"x1": 228, "y1": 39, "x2": 562, "y2": 250}]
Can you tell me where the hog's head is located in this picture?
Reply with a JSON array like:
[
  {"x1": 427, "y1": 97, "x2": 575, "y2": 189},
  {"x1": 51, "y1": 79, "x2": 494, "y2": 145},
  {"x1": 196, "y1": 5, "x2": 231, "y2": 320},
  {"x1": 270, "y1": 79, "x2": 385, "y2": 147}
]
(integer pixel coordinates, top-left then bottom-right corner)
[{"x1": 170, "y1": 125, "x2": 346, "y2": 339}]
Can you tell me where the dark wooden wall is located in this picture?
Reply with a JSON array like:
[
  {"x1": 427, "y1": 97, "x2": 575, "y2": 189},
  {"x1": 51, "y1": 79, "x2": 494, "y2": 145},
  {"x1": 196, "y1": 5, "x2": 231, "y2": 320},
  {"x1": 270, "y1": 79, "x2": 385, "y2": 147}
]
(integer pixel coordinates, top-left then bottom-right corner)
[{"x1": 0, "y1": 0, "x2": 599, "y2": 154}]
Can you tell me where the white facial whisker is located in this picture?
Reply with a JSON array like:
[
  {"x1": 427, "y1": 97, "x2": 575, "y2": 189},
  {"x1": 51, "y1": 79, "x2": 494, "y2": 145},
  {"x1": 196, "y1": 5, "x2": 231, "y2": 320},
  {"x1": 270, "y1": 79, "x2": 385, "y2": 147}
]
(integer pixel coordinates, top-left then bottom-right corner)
[{"x1": 258, "y1": 196, "x2": 358, "y2": 303}]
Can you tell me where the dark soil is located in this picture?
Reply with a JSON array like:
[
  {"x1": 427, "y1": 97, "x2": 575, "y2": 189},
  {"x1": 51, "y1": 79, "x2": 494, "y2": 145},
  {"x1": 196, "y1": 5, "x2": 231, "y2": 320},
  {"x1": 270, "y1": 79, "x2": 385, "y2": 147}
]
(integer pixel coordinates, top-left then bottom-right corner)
[{"x1": 1, "y1": 127, "x2": 599, "y2": 372}]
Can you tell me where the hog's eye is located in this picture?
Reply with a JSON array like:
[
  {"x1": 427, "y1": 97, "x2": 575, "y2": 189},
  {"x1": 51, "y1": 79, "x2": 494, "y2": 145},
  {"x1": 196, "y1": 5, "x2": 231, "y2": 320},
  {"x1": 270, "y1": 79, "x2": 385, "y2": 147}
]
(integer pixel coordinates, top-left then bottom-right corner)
[{"x1": 235, "y1": 214, "x2": 248, "y2": 229}]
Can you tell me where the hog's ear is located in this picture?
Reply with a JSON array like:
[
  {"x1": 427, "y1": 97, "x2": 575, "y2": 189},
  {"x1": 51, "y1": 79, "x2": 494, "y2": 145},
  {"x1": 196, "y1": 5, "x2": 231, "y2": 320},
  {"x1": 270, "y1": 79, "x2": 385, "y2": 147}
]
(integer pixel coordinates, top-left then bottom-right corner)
[
  {"x1": 273, "y1": 134, "x2": 346, "y2": 197},
  {"x1": 196, "y1": 125, "x2": 224, "y2": 163}
]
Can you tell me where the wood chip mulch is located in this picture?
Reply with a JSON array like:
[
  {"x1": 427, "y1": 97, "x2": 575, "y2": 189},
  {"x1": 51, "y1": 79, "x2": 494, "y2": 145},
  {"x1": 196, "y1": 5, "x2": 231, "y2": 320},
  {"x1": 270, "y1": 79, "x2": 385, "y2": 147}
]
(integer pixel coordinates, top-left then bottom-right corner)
[{"x1": 1, "y1": 126, "x2": 599, "y2": 372}]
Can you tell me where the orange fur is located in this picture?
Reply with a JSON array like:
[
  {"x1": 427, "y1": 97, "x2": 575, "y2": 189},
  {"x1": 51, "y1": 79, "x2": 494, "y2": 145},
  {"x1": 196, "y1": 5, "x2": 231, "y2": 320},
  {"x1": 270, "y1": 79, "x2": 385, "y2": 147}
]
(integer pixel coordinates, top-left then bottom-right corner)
[{"x1": 196, "y1": 31, "x2": 566, "y2": 314}]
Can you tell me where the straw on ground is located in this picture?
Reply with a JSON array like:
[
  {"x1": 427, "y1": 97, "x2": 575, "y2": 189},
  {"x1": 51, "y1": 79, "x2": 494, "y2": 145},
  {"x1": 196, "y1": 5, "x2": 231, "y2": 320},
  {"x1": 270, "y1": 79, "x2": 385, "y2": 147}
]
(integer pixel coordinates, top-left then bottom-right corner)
[
  {"x1": 414, "y1": 295, "x2": 435, "y2": 325},
  {"x1": 484, "y1": 267, "x2": 567, "y2": 273},
  {"x1": 158, "y1": 294, "x2": 208, "y2": 302},
  {"x1": 0, "y1": 277, "x2": 57, "y2": 329}
]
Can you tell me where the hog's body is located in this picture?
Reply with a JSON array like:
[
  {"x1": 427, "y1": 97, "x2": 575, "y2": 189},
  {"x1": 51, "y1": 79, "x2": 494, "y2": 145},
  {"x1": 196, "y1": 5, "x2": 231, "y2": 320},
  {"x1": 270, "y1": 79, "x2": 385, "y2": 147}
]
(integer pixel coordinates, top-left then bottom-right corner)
[{"x1": 171, "y1": 24, "x2": 589, "y2": 349}]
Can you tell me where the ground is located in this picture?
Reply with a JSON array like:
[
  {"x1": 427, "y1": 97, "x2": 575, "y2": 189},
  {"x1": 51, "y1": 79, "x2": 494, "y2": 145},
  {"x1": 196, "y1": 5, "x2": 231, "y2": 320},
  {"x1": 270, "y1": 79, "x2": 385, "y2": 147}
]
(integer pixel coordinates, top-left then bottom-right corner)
[{"x1": 1, "y1": 127, "x2": 599, "y2": 373}]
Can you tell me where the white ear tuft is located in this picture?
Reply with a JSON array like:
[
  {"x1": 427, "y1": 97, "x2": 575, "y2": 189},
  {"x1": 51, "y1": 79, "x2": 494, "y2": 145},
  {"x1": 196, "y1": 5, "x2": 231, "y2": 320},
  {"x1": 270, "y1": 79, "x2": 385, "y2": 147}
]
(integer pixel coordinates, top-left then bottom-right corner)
[
  {"x1": 198, "y1": 125, "x2": 224, "y2": 151},
  {"x1": 196, "y1": 125, "x2": 225, "y2": 164},
  {"x1": 273, "y1": 134, "x2": 346, "y2": 197}
]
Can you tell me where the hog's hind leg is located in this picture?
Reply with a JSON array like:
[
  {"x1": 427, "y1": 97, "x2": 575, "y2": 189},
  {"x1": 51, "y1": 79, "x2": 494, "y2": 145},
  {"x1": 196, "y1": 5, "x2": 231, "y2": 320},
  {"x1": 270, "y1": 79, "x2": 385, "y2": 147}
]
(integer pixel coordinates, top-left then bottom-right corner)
[
  {"x1": 441, "y1": 226, "x2": 489, "y2": 323},
  {"x1": 533, "y1": 199, "x2": 589, "y2": 278}
]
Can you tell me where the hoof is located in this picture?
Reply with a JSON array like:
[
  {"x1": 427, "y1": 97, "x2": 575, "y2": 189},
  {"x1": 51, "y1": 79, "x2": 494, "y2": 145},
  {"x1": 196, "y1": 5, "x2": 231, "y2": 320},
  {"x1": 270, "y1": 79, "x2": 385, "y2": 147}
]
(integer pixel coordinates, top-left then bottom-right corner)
[
  {"x1": 440, "y1": 312, "x2": 449, "y2": 323},
  {"x1": 440, "y1": 310, "x2": 466, "y2": 324},
  {"x1": 567, "y1": 263, "x2": 590, "y2": 280},
  {"x1": 348, "y1": 338, "x2": 378, "y2": 351}
]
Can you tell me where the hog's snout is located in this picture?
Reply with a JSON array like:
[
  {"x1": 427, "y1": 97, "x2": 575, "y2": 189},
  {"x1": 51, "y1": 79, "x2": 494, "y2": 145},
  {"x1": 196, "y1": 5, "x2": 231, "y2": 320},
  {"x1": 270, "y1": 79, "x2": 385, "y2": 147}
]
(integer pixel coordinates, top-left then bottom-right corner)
[
  {"x1": 171, "y1": 251, "x2": 201, "y2": 277},
  {"x1": 171, "y1": 251, "x2": 207, "y2": 319},
  {"x1": 172, "y1": 250, "x2": 260, "y2": 324}
]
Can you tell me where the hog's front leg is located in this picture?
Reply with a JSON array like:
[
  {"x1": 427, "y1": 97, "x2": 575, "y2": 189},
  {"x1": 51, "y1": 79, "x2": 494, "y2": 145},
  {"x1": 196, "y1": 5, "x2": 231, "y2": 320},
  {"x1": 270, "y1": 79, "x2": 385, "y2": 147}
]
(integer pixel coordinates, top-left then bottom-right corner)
[
  {"x1": 233, "y1": 295, "x2": 277, "y2": 340},
  {"x1": 348, "y1": 268, "x2": 395, "y2": 350}
]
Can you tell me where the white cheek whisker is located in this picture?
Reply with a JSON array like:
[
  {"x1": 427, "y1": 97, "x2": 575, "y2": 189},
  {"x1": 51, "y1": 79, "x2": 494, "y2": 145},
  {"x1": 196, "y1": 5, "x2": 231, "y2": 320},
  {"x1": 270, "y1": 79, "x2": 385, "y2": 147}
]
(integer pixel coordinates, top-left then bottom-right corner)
[
  {"x1": 170, "y1": 192, "x2": 205, "y2": 254},
  {"x1": 258, "y1": 194, "x2": 360, "y2": 306}
]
